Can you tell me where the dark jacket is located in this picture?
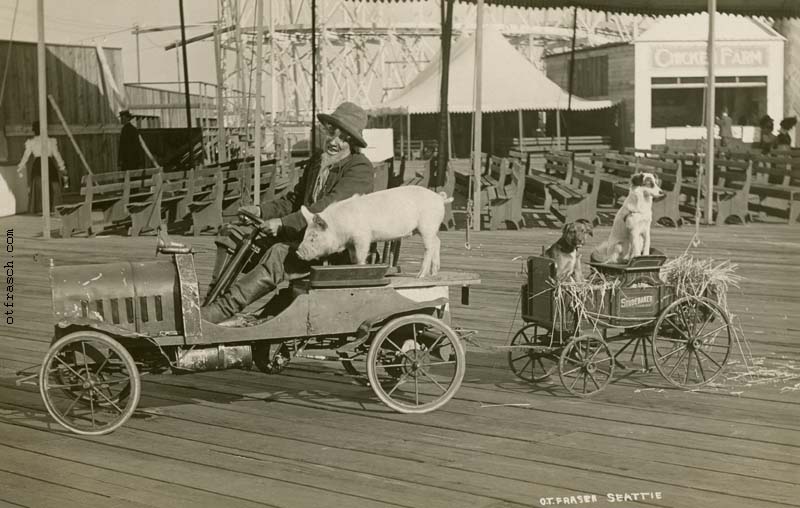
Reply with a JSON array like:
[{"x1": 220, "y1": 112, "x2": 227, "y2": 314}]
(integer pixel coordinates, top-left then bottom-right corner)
[
  {"x1": 118, "y1": 122, "x2": 144, "y2": 171},
  {"x1": 260, "y1": 152, "x2": 374, "y2": 233}
]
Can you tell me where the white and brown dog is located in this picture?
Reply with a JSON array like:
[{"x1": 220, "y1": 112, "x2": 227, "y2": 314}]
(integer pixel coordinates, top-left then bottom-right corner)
[
  {"x1": 591, "y1": 172, "x2": 664, "y2": 265},
  {"x1": 545, "y1": 219, "x2": 593, "y2": 282}
]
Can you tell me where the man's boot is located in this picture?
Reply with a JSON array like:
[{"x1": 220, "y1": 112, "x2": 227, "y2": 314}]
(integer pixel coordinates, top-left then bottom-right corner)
[{"x1": 201, "y1": 264, "x2": 276, "y2": 324}]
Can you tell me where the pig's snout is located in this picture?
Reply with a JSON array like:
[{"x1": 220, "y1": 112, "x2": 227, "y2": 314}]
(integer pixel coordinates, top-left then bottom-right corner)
[{"x1": 296, "y1": 244, "x2": 312, "y2": 261}]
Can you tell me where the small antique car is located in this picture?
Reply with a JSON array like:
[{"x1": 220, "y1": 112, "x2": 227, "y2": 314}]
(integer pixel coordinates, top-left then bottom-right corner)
[{"x1": 30, "y1": 211, "x2": 480, "y2": 435}]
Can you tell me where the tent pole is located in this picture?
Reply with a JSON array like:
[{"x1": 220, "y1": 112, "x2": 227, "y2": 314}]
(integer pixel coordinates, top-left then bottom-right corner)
[
  {"x1": 407, "y1": 110, "x2": 411, "y2": 159},
  {"x1": 471, "y1": 0, "x2": 484, "y2": 232},
  {"x1": 447, "y1": 112, "x2": 453, "y2": 159},
  {"x1": 556, "y1": 109, "x2": 562, "y2": 149},
  {"x1": 705, "y1": 0, "x2": 716, "y2": 224},
  {"x1": 517, "y1": 110, "x2": 524, "y2": 151},
  {"x1": 400, "y1": 114, "x2": 405, "y2": 159},
  {"x1": 36, "y1": 0, "x2": 50, "y2": 238}
]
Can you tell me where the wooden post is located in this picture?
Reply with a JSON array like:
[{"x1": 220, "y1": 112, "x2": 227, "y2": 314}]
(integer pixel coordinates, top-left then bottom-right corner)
[
  {"x1": 565, "y1": 6, "x2": 578, "y2": 152},
  {"x1": 48, "y1": 94, "x2": 93, "y2": 176},
  {"x1": 269, "y1": 0, "x2": 276, "y2": 131},
  {"x1": 214, "y1": 25, "x2": 227, "y2": 163},
  {"x1": 36, "y1": 0, "x2": 50, "y2": 238},
  {"x1": 471, "y1": 0, "x2": 484, "y2": 231},
  {"x1": 447, "y1": 112, "x2": 453, "y2": 159},
  {"x1": 254, "y1": 0, "x2": 264, "y2": 201},
  {"x1": 400, "y1": 114, "x2": 405, "y2": 159},
  {"x1": 179, "y1": 0, "x2": 192, "y2": 131},
  {"x1": 134, "y1": 24, "x2": 141, "y2": 82},
  {"x1": 705, "y1": 0, "x2": 717, "y2": 225},
  {"x1": 406, "y1": 110, "x2": 411, "y2": 160},
  {"x1": 556, "y1": 108, "x2": 562, "y2": 149}
]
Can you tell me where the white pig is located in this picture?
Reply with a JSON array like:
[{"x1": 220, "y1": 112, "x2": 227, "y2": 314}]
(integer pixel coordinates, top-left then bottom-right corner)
[{"x1": 296, "y1": 185, "x2": 453, "y2": 277}]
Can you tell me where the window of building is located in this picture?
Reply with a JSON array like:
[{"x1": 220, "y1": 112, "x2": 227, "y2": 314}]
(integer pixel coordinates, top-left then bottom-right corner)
[{"x1": 651, "y1": 76, "x2": 767, "y2": 128}]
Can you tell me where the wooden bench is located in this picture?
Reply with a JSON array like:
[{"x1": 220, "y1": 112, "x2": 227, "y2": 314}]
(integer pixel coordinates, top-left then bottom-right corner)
[
  {"x1": 127, "y1": 169, "x2": 196, "y2": 236},
  {"x1": 732, "y1": 152, "x2": 800, "y2": 224},
  {"x1": 535, "y1": 151, "x2": 600, "y2": 224},
  {"x1": 453, "y1": 155, "x2": 524, "y2": 230},
  {"x1": 56, "y1": 168, "x2": 161, "y2": 238},
  {"x1": 187, "y1": 158, "x2": 291, "y2": 236},
  {"x1": 393, "y1": 139, "x2": 437, "y2": 160},
  {"x1": 508, "y1": 135, "x2": 611, "y2": 171},
  {"x1": 187, "y1": 163, "x2": 249, "y2": 235},
  {"x1": 596, "y1": 151, "x2": 684, "y2": 227},
  {"x1": 681, "y1": 155, "x2": 752, "y2": 225}
]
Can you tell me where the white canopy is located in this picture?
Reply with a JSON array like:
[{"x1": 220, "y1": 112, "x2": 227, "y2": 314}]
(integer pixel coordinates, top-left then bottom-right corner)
[{"x1": 373, "y1": 26, "x2": 615, "y2": 115}]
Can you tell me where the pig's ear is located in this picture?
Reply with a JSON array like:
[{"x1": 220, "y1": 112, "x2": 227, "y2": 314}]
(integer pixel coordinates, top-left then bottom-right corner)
[
  {"x1": 300, "y1": 205, "x2": 313, "y2": 223},
  {"x1": 312, "y1": 214, "x2": 328, "y2": 230}
]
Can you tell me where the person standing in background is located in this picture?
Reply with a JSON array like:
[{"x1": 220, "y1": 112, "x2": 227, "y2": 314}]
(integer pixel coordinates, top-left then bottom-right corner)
[
  {"x1": 775, "y1": 117, "x2": 797, "y2": 149},
  {"x1": 117, "y1": 109, "x2": 144, "y2": 170},
  {"x1": 16, "y1": 121, "x2": 68, "y2": 214},
  {"x1": 716, "y1": 109, "x2": 734, "y2": 148},
  {"x1": 759, "y1": 115, "x2": 776, "y2": 154}
]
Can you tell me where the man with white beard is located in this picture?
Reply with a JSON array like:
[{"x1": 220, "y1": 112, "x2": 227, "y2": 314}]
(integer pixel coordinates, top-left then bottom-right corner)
[{"x1": 201, "y1": 102, "x2": 375, "y2": 324}]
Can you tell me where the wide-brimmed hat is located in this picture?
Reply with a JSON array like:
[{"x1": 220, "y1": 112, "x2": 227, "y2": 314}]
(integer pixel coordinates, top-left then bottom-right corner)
[
  {"x1": 759, "y1": 114, "x2": 774, "y2": 128},
  {"x1": 780, "y1": 117, "x2": 797, "y2": 130},
  {"x1": 119, "y1": 109, "x2": 133, "y2": 118},
  {"x1": 317, "y1": 102, "x2": 368, "y2": 148}
]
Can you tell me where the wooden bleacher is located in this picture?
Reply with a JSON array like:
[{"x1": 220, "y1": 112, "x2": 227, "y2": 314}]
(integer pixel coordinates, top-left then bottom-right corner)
[{"x1": 453, "y1": 155, "x2": 525, "y2": 230}]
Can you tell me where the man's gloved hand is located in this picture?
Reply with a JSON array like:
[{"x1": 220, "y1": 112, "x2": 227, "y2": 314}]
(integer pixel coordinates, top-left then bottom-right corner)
[
  {"x1": 260, "y1": 218, "x2": 282, "y2": 237},
  {"x1": 238, "y1": 205, "x2": 261, "y2": 218}
]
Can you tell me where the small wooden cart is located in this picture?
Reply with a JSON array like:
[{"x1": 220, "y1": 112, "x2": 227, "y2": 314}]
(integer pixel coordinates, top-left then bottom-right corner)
[{"x1": 508, "y1": 254, "x2": 732, "y2": 397}]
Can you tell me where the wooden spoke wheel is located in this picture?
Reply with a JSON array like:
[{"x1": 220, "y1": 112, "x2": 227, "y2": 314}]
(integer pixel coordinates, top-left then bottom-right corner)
[
  {"x1": 558, "y1": 334, "x2": 614, "y2": 397},
  {"x1": 39, "y1": 331, "x2": 140, "y2": 435},
  {"x1": 507, "y1": 324, "x2": 560, "y2": 383},
  {"x1": 367, "y1": 314, "x2": 465, "y2": 414},
  {"x1": 652, "y1": 296, "x2": 732, "y2": 388}
]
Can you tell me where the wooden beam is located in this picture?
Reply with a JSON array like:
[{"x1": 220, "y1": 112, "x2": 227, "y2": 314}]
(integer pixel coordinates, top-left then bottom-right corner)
[
  {"x1": 37, "y1": 0, "x2": 50, "y2": 238},
  {"x1": 6, "y1": 124, "x2": 121, "y2": 136},
  {"x1": 47, "y1": 95, "x2": 94, "y2": 176}
]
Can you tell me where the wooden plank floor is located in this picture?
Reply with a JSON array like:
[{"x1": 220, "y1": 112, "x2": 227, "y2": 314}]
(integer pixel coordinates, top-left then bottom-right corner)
[{"x1": 0, "y1": 215, "x2": 798, "y2": 508}]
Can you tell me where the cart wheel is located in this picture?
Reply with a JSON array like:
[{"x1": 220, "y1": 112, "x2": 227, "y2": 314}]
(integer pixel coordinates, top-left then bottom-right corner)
[
  {"x1": 652, "y1": 296, "x2": 732, "y2": 388},
  {"x1": 507, "y1": 324, "x2": 559, "y2": 383},
  {"x1": 39, "y1": 331, "x2": 140, "y2": 435},
  {"x1": 367, "y1": 314, "x2": 465, "y2": 414},
  {"x1": 558, "y1": 334, "x2": 614, "y2": 397}
]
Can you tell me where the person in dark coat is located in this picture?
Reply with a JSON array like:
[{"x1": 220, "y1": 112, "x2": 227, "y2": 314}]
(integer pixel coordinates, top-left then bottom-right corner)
[
  {"x1": 201, "y1": 101, "x2": 375, "y2": 323},
  {"x1": 117, "y1": 109, "x2": 144, "y2": 171},
  {"x1": 16, "y1": 121, "x2": 68, "y2": 214},
  {"x1": 775, "y1": 117, "x2": 797, "y2": 149}
]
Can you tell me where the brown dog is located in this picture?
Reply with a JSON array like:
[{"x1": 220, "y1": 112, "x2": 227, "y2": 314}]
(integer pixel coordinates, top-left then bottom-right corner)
[{"x1": 545, "y1": 220, "x2": 593, "y2": 282}]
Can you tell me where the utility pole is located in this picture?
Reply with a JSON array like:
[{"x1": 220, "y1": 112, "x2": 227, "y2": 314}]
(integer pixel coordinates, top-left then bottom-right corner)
[
  {"x1": 179, "y1": 0, "x2": 192, "y2": 131},
  {"x1": 254, "y1": 0, "x2": 264, "y2": 200}
]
